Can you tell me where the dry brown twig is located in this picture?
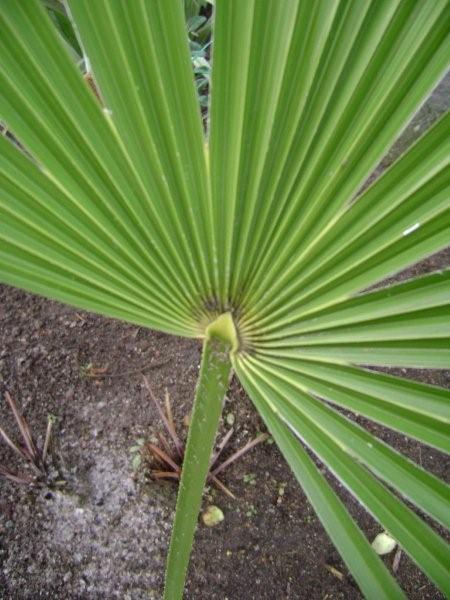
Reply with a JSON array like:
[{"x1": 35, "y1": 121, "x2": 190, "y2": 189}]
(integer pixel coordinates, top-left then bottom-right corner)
[
  {"x1": 142, "y1": 376, "x2": 268, "y2": 499},
  {"x1": 0, "y1": 391, "x2": 58, "y2": 486}
]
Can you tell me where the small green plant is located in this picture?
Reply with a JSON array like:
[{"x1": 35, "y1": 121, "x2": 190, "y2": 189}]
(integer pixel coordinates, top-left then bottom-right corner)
[
  {"x1": 190, "y1": 39, "x2": 211, "y2": 109},
  {"x1": 184, "y1": 0, "x2": 213, "y2": 42},
  {"x1": 186, "y1": 0, "x2": 213, "y2": 110},
  {"x1": 242, "y1": 472, "x2": 256, "y2": 486},
  {"x1": 0, "y1": 2, "x2": 449, "y2": 599},
  {"x1": 129, "y1": 437, "x2": 145, "y2": 472}
]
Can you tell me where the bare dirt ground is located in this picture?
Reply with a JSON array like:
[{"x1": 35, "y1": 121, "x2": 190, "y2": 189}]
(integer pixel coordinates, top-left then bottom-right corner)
[{"x1": 0, "y1": 77, "x2": 449, "y2": 600}]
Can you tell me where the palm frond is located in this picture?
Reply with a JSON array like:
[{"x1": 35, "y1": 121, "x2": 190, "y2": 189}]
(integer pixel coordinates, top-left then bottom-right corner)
[{"x1": 1, "y1": 1, "x2": 449, "y2": 598}]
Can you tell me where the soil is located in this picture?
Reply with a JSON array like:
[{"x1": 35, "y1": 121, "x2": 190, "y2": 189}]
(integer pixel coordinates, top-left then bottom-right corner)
[{"x1": 0, "y1": 79, "x2": 449, "y2": 600}]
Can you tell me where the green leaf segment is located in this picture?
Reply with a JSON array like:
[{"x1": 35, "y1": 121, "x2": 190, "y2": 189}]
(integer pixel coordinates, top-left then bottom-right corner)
[{"x1": 0, "y1": 1, "x2": 449, "y2": 598}]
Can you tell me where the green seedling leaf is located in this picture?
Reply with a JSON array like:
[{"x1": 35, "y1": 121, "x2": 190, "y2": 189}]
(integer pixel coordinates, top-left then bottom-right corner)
[{"x1": 132, "y1": 454, "x2": 142, "y2": 471}]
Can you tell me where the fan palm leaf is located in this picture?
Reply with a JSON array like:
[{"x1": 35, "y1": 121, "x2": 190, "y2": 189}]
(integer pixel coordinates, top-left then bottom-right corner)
[{"x1": 0, "y1": 1, "x2": 449, "y2": 598}]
